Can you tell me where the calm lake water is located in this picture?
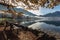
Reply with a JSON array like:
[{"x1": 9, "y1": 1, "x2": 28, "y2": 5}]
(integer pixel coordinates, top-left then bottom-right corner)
[
  {"x1": 30, "y1": 21, "x2": 60, "y2": 32},
  {"x1": 20, "y1": 21, "x2": 60, "y2": 33},
  {"x1": 16, "y1": 17, "x2": 60, "y2": 33}
]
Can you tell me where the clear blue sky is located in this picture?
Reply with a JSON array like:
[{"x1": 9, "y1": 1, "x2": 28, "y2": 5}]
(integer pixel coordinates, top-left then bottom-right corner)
[{"x1": 39, "y1": 5, "x2": 60, "y2": 15}]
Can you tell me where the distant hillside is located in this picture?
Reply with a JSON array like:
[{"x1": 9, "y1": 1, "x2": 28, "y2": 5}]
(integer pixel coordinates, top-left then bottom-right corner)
[
  {"x1": 0, "y1": 13, "x2": 12, "y2": 18},
  {"x1": 0, "y1": 5, "x2": 36, "y2": 16},
  {"x1": 0, "y1": 4, "x2": 36, "y2": 16},
  {"x1": 14, "y1": 8, "x2": 37, "y2": 16},
  {"x1": 41, "y1": 11, "x2": 60, "y2": 17}
]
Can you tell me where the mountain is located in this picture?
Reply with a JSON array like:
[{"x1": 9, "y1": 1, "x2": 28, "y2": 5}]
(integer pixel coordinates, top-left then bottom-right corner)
[
  {"x1": 42, "y1": 11, "x2": 60, "y2": 17},
  {"x1": 0, "y1": 4, "x2": 36, "y2": 16},
  {"x1": 13, "y1": 7, "x2": 37, "y2": 16}
]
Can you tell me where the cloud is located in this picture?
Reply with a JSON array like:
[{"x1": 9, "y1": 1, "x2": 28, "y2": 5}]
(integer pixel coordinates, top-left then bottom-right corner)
[
  {"x1": 27, "y1": 10, "x2": 42, "y2": 15},
  {"x1": 39, "y1": 5, "x2": 60, "y2": 15}
]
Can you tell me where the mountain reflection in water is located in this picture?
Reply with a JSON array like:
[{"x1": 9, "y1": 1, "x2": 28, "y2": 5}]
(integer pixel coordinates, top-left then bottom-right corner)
[
  {"x1": 16, "y1": 18, "x2": 60, "y2": 33},
  {"x1": 41, "y1": 21, "x2": 60, "y2": 26},
  {"x1": 28, "y1": 21, "x2": 60, "y2": 33}
]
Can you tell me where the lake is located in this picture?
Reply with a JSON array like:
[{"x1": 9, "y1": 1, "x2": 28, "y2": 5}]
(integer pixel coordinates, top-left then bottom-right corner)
[
  {"x1": 15, "y1": 17, "x2": 60, "y2": 33},
  {"x1": 29, "y1": 21, "x2": 60, "y2": 32},
  {"x1": 19, "y1": 21, "x2": 60, "y2": 33}
]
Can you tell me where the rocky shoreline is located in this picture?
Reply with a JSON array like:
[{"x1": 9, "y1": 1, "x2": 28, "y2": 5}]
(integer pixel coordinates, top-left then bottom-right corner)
[{"x1": 0, "y1": 23, "x2": 60, "y2": 40}]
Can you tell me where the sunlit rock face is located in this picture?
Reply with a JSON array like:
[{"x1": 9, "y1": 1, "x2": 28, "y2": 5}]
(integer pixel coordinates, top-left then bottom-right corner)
[
  {"x1": 0, "y1": 0, "x2": 17, "y2": 6},
  {"x1": 0, "y1": 0, "x2": 40, "y2": 10},
  {"x1": 0, "y1": 0, "x2": 40, "y2": 16},
  {"x1": 0, "y1": 0, "x2": 60, "y2": 10}
]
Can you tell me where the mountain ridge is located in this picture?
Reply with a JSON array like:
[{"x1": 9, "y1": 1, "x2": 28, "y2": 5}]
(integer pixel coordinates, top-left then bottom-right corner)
[{"x1": 41, "y1": 11, "x2": 60, "y2": 17}]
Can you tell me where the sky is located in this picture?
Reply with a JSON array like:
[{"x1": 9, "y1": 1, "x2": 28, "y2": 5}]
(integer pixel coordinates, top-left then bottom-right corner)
[
  {"x1": 39, "y1": 5, "x2": 60, "y2": 15},
  {"x1": 28, "y1": 5, "x2": 60, "y2": 15}
]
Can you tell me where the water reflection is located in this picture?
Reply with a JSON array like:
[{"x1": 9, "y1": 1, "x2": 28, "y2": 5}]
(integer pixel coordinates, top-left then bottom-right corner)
[
  {"x1": 42, "y1": 21, "x2": 60, "y2": 26},
  {"x1": 16, "y1": 19, "x2": 36, "y2": 26},
  {"x1": 21, "y1": 22, "x2": 36, "y2": 26},
  {"x1": 16, "y1": 18, "x2": 60, "y2": 33},
  {"x1": 28, "y1": 21, "x2": 60, "y2": 33}
]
